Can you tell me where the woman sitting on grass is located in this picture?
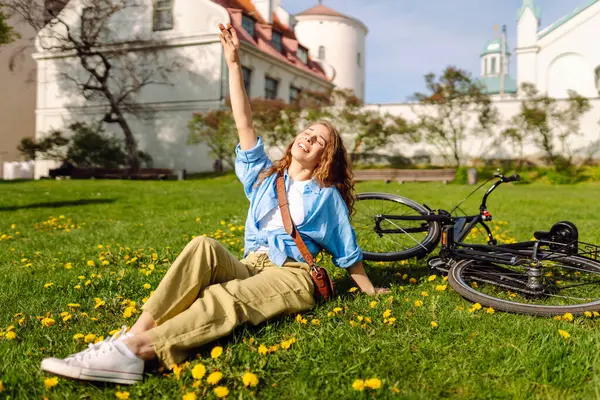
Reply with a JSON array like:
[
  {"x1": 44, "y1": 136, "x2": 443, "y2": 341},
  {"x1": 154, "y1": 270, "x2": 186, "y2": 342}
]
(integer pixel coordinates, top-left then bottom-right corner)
[{"x1": 40, "y1": 23, "x2": 390, "y2": 385}]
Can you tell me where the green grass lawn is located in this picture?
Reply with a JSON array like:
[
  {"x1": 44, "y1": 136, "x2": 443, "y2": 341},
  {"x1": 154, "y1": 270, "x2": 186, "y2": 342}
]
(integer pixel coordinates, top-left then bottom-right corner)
[{"x1": 2, "y1": 176, "x2": 600, "y2": 399}]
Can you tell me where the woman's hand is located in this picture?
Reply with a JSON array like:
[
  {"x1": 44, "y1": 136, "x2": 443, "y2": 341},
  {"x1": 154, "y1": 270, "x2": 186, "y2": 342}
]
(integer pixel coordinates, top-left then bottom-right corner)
[
  {"x1": 218, "y1": 23, "x2": 240, "y2": 66},
  {"x1": 366, "y1": 287, "x2": 392, "y2": 297},
  {"x1": 347, "y1": 261, "x2": 392, "y2": 296}
]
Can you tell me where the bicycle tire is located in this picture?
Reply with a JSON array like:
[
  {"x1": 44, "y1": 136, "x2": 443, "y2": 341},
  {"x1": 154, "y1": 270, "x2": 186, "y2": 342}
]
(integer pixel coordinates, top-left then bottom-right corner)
[
  {"x1": 448, "y1": 254, "x2": 600, "y2": 316},
  {"x1": 353, "y1": 192, "x2": 441, "y2": 261}
]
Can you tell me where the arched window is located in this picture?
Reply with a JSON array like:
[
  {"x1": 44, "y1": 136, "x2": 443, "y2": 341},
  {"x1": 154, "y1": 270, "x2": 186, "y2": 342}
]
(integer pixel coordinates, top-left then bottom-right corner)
[{"x1": 318, "y1": 45, "x2": 325, "y2": 60}]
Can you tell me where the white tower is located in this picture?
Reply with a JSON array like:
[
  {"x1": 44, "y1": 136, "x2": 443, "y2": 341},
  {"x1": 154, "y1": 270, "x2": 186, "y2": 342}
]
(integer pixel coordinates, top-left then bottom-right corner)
[
  {"x1": 516, "y1": 0, "x2": 540, "y2": 93},
  {"x1": 479, "y1": 26, "x2": 517, "y2": 97},
  {"x1": 293, "y1": 3, "x2": 368, "y2": 100}
]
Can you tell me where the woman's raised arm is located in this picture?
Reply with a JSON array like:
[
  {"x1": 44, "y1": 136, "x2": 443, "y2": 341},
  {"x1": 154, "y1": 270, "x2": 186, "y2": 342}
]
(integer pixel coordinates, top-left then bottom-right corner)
[{"x1": 218, "y1": 23, "x2": 257, "y2": 151}]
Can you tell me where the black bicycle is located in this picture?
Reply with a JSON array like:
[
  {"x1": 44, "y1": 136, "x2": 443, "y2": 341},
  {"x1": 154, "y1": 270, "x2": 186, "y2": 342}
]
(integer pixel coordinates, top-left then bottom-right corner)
[{"x1": 352, "y1": 172, "x2": 600, "y2": 315}]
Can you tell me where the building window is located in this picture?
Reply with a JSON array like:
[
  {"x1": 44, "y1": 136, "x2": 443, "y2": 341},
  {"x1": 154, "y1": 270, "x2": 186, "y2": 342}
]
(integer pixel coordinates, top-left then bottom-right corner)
[
  {"x1": 318, "y1": 45, "x2": 325, "y2": 60},
  {"x1": 484, "y1": 58, "x2": 488, "y2": 75},
  {"x1": 265, "y1": 77, "x2": 278, "y2": 99},
  {"x1": 357, "y1": 51, "x2": 361, "y2": 67},
  {"x1": 153, "y1": 0, "x2": 173, "y2": 31},
  {"x1": 491, "y1": 58, "x2": 497, "y2": 74},
  {"x1": 242, "y1": 66, "x2": 252, "y2": 95},
  {"x1": 242, "y1": 15, "x2": 255, "y2": 38},
  {"x1": 290, "y1": 85, "x2": 301, "y2": 102},
  {"x1": 297, "y1": 46, "x2": 308, "y2": 64},
  {"x1": 81, "y1": 7, "x2": 96, "y2": 37},
  {"x1": 271, "y1": 31, "x2": 283, "y2": 53}
]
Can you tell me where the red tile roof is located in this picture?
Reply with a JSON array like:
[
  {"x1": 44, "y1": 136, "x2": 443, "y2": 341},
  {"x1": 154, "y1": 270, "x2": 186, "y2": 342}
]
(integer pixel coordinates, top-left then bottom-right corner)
[
  {"x1": 211, "y1": 0, "x2": 328, "y2": 81},
  {"x1": 296, "y1": 4, "x2": 350, "y2": 19}
]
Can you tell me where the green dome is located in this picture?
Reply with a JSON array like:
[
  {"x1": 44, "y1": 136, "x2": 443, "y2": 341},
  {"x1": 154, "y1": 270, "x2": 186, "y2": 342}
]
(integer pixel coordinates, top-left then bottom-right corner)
[{"x1": 481, "y1": 38, "x2": 511, "y2": 57}]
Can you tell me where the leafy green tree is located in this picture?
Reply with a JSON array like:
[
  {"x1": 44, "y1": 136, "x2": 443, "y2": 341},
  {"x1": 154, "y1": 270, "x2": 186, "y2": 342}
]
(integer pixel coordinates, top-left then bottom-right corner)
[
  {"x1": 187, "y1": 108, "x2": 238, "y2": 170},
  {"x1": 412, "y1": 66, "x2": 498, "y2": 167},
  {"x1": 18, "y1": 122, "x2": 152, "y2": 168},
  {"x1": 511, "y1": 83, "x2": 591, "y2": 169},
  {"x1": 0, "y1": 9, "x2": 18, "y2": 46}
]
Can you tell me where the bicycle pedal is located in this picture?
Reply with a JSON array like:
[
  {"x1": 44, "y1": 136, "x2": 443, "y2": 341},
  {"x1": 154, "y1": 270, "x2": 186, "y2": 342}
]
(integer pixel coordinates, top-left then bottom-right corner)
[{"x1": 428, "y1": 257, "x2": 449, "y2": 273}]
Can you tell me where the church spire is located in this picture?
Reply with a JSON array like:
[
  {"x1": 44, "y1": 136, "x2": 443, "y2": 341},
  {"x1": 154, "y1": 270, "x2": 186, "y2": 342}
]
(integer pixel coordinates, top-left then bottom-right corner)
[{"x1": 517, "y1": 0, "x2": 541, "y2": 22}]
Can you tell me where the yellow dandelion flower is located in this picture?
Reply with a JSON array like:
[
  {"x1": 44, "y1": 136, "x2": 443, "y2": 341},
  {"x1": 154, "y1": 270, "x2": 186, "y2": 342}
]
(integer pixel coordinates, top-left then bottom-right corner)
[
  {"x1": 211, "y1": 346, "x2": 223, "y2": 359},
  {"x1": 115, "y1": 391, "x2": 130, "y2": 399},
  {"x1": 182, "y1": 393, "x2": 197, "y2": 400},
  {"x1": 365, "y1": 378, "x2": 382, "y2": 389},
  {"x1": 562, "y1": 313, "x2": 574, "y2": 322},
  {"x1": 43, "y1": 377, "x2": 59, "y2": 389},
  {"x1": 428, "y1": 275, "x2": 437, "y2": 281},
  {"x1": 87, "y1": 260, "x2": 95, "y2": 267},
  {"x1": 431, "y1": 321, "x2": 438, "y2": 328},
  {"x1": 383, "y1": 309, "x2": 392, "y2": 318},
  {"x1": 594, "y1": 312, "x2": 600, "y2": 317},
  {"x1": 311, "y1": 319, "x2": 320, "y2": 325},
  {"x1": 258, "y1": 344, "x2": 268, "y2": 355},
  {"x1": 486, "y1": 307, "x2": 495, "y2": 314},
  {"x1": 62, "y1": 314, "x2": 72, "y2": 322},
  {"x1": 41, "y1": 317, "x2": 55, "y2": 327},
  {"x1": 369, "y1": 301, "x2": 378, "y2": 308},
  {"x1": 333, "y1": 307, "x2": 342, "y2": 314},
  {"x1": 352, "y1": 379, "x2": 365, "y2": 391},
  {"x1": 206, "y1": 371, "x2": 223, "y2": 385},
  {"x1": 102, "y1": 260, "x2": 110, "y2": 266},
  {"x1": 348, "y1": 287, "x2": 358, "y2": 293},
  {"x1": 192, "y1": 363, "x2": 206, "y2": 379},
  {"x1": 473, "y1": 303, "x2": 482, "y2": 310},
  {"x1": 387, "y1": 317, "x2": 397, "y2": 325},
  {"x1": 420, "y1": 291, "x2": 429, "y2": 297},
  {"x1": 73, "y1": 333, "x2": 84, "y2": 340},
  {"x1": 213, "y1": 386, "x2": 229, "y2": 398},
  {"x1": 94, "y1": 298, "x2": 105, "y2": 309},
  {"x1": 143, "y1": 283, "x2": 151, "y2": 289},
  {"x1": 584, "y1": 311, "x2": 593, "y2": 318},
  {"x1": 84, "y1": 333, "x2": 97, "y2": 343},
  {"x1": 558, "y1": 329, "x2": 570, "y2": 339},
  {"x1": 5, "y1": 331, "x2": 17, "y2": 340},
  {"x1": 64, "y1": 263, "x2": 73, "y2": 269},
  {"x1": 172, "y1": 364, "x2": 183, "y2": 380},
  {"x1": 414, "y1": 300, "x2": 423, "y2": 307},
  {"x1": 435, "y1": 285, "x2": 447, "y2": 291},
  {"x1": 242, "y1": 372, "x2": 259, "y2": 387},
  {"x1": 553, "y1": 315, "x2": 562, "y2": 321},
  {"x1": 44, "y1": 282, "x2": 54, "y2": 288}
]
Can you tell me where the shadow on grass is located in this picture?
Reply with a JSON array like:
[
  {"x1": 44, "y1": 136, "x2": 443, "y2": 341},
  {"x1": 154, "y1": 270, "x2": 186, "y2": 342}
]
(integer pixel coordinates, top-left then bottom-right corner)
[{"x1": 0, "y1": 198, "x2": 117, "y2": 212}]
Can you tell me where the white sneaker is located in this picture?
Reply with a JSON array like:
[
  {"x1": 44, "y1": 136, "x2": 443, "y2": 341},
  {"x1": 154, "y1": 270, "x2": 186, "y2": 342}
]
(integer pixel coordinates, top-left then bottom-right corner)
[{"x1": 41, "y1": 326, "x2": 144, "y2": 385}]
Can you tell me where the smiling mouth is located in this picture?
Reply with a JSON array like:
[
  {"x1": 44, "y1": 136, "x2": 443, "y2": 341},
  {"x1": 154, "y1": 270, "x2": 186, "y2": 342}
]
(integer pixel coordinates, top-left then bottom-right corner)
[{"x1": 298, "y1": 143, "x2": 310, "y2": 153}]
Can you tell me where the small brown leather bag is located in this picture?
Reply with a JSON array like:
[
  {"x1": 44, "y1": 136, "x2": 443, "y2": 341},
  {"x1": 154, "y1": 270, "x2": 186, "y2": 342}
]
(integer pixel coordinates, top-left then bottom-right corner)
[{"x1": 276, "y1": 174, "x2": 335, "y2": 302}]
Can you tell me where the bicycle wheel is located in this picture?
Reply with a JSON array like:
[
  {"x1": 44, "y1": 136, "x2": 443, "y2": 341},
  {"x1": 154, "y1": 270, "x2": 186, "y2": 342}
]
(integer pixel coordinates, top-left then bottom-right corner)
[
  {"x1": 352, "y1": 192, "x2": 441, "y2": 261},
  {"x1": 448, "y1": 252, "x2": 600, "y2": 315}
]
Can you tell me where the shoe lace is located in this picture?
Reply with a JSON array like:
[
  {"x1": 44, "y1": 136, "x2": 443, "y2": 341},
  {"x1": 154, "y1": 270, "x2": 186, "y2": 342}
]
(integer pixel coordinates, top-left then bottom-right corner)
[{"x1": 67, "y1": 325, "x2": 129, "y2": 362}]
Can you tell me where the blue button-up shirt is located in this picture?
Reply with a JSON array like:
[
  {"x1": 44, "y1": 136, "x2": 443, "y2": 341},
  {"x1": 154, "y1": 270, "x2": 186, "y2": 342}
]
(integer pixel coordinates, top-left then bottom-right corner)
[{"x1": 235, "y1": 137, "x2": 363, "y2": 269}]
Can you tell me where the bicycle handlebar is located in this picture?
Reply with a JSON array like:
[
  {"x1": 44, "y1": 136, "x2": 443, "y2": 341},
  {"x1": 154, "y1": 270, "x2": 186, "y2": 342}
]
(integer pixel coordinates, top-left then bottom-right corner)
[{"x1": 504, "y1": 174, "x2": 521, "y2": 183}]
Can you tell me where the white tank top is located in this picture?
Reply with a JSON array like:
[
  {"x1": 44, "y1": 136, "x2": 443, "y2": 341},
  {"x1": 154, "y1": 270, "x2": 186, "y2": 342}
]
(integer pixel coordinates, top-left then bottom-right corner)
[{"x1": 256, "y1": 179, "x2": 308, "y2": 252}]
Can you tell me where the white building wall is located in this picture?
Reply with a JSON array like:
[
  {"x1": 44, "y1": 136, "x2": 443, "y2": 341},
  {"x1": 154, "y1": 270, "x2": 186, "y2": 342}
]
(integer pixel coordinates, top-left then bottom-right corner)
[
  {"x1": 32, "y1": 0, "x2": 331, "y2": 178},
  {"x1": 294, "y1": 16, "x2": 366, "y2": 99},
  {"x1": 367, "y1": 99, "x2": 600, "y2": 164},
  {"x1": 535, "y1": 2, "x2": 600, "y2": 98}
]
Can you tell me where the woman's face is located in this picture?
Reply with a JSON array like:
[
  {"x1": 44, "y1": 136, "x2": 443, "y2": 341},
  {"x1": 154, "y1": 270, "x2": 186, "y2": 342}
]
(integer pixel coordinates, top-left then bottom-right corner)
[{"x1": 290, "y1": 124, "x2": 332, "y2": 169}]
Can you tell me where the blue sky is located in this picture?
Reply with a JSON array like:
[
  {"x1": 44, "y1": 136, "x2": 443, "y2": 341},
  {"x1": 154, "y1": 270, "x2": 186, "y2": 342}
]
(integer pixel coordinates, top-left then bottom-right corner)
[{"x1": 284, "y1": 0, "x2": 587, "y2": 104}]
